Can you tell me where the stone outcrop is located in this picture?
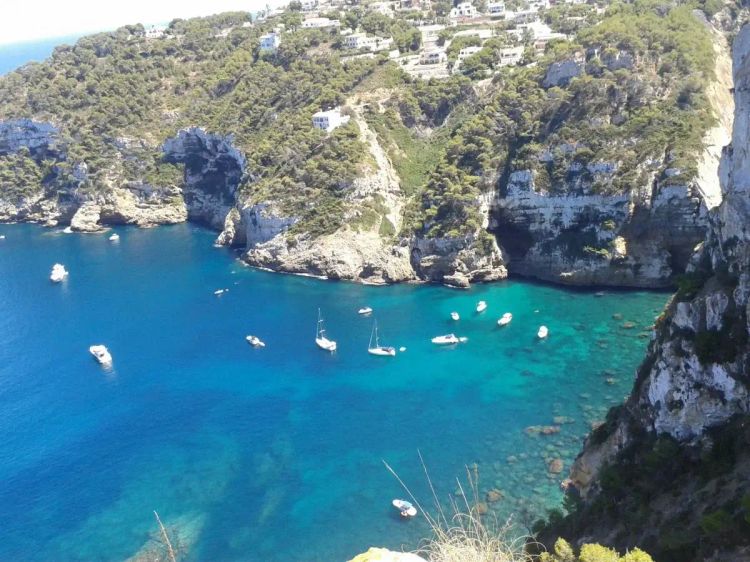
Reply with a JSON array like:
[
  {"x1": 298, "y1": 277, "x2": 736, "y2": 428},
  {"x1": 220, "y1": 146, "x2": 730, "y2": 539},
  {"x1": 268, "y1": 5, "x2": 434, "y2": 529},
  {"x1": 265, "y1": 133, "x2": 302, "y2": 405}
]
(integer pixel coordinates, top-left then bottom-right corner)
[
  {"x1": 162, "y1": 128, "x2": 245, "y2": 229},
  {"x1": 542, "y1": 56, "x2": 585, "y2": 88},
  {"x1": 348, "y1": 548, "x2": 425, "y2": 562},
  {"x1": 70, "y1": 202, "x2": 104, "y2": 232},
  {"x1": 410, "y1": 233, "x2": 507, "y2": 288},
  {"x1": 0, "y1": 119, "x2": 60, "y2": 158}
]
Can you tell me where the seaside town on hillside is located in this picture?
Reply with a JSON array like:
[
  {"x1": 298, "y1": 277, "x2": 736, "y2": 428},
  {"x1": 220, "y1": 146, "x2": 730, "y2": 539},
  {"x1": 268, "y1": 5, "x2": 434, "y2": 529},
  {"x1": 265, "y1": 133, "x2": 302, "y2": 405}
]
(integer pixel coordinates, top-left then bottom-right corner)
[
  {"x1": 134, "y1": 0, "x2": 599, "y2": 131},
  {"x1": 143, "y1": 0, "x2": 590, "y2": 83},
  {"x1": 251, "y1": 0, "x2": 577, "y2": 82}
]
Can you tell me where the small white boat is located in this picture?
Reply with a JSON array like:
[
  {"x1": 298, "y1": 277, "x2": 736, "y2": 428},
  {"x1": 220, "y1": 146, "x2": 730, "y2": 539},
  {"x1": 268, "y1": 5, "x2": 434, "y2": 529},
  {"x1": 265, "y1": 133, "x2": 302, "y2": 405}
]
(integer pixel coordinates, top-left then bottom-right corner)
[
  {"x1": 431, "y1": 334, "x2": 460, "y2": 345},
  {"x1": 498, "y1": 312, "x2": 513, "y2": 327},
  {"x1": 368, "y1": 321, "x2": 396, "y2": 357},
  {"x1": 315, "y1": 309, "x2": 337, "y2": 352},
  {"x1": 0, "y1": 235, "x2": 5, "y2": 240},
  {"x1": 358, "y1": 307, "x2": 373, "y2": 315},
  {"x1": 392, "y1": 499, "x2": 417, "y2": 517},
  {"x1": 450, "y1": 311, "x2": 460, "y2": 321},
  {"x1": 246, "y1": 335, "x2": 266, "y2": 348},
  {"x1": 50, "y1": 263, "x2": 68, "y2": 283},
  {"x1": 399, "y1": 346, "x2": 407, "y2": 352},
  {"x1": 109, "y1": 233, "x2": 120, "y2": 242},
  {"x1": 476, "y1": 301, "x2": 487, "y2": 313},
  {"x1": 214, "y1": 289, "x2": 228, "y2": 296},
  {"x1": 89, "y1": 345, "x2": 112, "y2": 366},
  {"x1": 537, "y1": 325, "x2": 549, "y2": 339}
]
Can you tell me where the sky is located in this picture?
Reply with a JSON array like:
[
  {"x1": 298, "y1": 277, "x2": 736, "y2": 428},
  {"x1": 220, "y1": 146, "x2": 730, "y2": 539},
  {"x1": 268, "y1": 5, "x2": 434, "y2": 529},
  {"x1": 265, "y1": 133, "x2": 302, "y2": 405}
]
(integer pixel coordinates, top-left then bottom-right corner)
[{"x1": 0, "y1": 0, "x2": 287, "y2": 45}]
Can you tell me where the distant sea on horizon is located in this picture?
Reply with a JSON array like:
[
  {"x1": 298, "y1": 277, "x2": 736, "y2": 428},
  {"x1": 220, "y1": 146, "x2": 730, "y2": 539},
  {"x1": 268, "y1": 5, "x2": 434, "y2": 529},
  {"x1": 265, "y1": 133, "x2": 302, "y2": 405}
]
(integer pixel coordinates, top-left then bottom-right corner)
[
  {"x1": 0, "y1": 223, "x2": 668, "y2": 560},
  {"x1": 0, "y1": 35, "x2": 88, "y2": 75}
]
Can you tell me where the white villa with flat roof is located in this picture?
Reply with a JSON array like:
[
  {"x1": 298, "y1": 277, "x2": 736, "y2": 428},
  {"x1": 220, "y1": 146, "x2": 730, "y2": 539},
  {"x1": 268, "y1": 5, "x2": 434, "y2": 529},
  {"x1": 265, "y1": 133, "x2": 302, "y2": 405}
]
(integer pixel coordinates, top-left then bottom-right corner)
[
  {"x1": 312, "y1": 107, "x2": 350, "y2": 132},
  {"x1": 344, "y1": 33, "x2": 394, "y2": 51},
  {"x1": 450, "y1": 2, "x2": 478, "y2": 19},
  {"x1": 498, "y1": 45, "x2": 524, "y2": 66},
  {"x1": 144, "y1": 25, "x2": 167, "y2": 39},
  {"x1": 302, "y1": 17, "x2": 341, "y2": 29},
  {"x1": 487, "y1": 1, "x2": 505, "y2": 15},
  {"x1": 260, "y1": 32, "x2": 281, "y2": 52},
  {"x1": 420, "y1": 48, "x2": 447, "y2": 64}
]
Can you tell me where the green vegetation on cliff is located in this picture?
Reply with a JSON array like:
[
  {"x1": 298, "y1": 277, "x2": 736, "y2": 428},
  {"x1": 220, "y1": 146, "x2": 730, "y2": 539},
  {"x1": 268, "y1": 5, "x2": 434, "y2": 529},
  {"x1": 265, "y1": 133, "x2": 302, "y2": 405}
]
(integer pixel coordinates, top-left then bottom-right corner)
[{"x1": 0, "y1": 0, "x2": 720, "y2": 243}]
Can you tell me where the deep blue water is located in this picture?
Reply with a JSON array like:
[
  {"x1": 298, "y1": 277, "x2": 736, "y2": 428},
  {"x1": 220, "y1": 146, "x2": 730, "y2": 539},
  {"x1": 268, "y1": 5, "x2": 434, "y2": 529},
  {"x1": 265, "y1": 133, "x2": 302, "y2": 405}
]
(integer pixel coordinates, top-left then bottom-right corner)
[
  {"x1": 0, "y1": 224, "x2": 667, "y2": 561},
  {"x1": 0, "y1": 36, "x2": 84, "y2": 75}
]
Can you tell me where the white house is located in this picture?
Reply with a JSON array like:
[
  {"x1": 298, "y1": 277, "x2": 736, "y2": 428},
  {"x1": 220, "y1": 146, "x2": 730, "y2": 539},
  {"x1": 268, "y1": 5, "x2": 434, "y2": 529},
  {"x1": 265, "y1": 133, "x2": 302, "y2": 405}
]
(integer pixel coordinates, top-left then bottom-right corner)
[
  {"x1": 487, "y1": 1, "x2": 505, "y2": 15},
  {"x1": 260, "y1": 32, "x2": 281, "y2": 51},
  {"x1": 420, "y1": 48, "x2": 447, "y2": 64},
  {"x1": 312, "y1": 107, "x2": 350, "y2": 132},
  {"x1": 450, "y1": 2, "x2": 478, "y2": 19},
  {"x1": 300, "y1": 0, "x2": 319, "y2": 11},
  {"x1": 302, "y1": 17, "x2": 341, "y2": 29},
  {"x1": 498, "y1": 45, "x2": 524, "y2": 66},
  {"x1": 144, "y1": 25, "x2": 167, "y2": 39},
  {"x1": 344, "y1": 33, "x2": 394, "y2": 51},
  {"x1": 418, "y1": 24, "x2": 446, "y2": 45},
  {"x1": 367, "y1": 1, "x2": 395, "y2": 16},
  {"x1": 458, "y1": 46, "x2": 482, "y2": 59},
  {"x1": 454, "y1": 28, "x2": 493, "y2": 40}
]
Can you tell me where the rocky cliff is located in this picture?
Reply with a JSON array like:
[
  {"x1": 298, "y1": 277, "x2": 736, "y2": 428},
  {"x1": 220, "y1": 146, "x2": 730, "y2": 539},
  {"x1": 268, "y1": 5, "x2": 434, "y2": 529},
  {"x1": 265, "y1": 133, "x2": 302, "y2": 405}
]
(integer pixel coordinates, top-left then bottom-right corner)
[
  {"x1": 490, "y1": 23, "x2": 733, "y2": 288},
  {"x1": 540, "y1": 23, "x2": 750, "y2": 562}
]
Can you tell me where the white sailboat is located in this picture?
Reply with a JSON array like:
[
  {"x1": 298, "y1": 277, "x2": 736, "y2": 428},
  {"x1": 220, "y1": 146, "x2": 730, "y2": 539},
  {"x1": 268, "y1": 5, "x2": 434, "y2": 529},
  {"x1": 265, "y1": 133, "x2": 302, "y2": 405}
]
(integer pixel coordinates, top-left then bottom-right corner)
[
  {"x1": 315, "y1": 309, "x2": 337, "y2": 352},
  {"x1": 498, "y1": 312, "x2": 512, "y2": 326},
  {"x1": 476, "y1": 300, "x2": 487, "y2": 313},
  {"x1": 368, "y1": 321, "x2": 396, "y2": 357}
]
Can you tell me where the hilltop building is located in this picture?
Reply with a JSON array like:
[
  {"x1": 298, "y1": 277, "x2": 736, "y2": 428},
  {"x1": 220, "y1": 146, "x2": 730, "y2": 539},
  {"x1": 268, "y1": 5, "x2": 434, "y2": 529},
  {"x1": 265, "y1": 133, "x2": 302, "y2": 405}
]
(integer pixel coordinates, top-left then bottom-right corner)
[{"x1": 312, "y1": 107, "x2": 350, "y2": 132}]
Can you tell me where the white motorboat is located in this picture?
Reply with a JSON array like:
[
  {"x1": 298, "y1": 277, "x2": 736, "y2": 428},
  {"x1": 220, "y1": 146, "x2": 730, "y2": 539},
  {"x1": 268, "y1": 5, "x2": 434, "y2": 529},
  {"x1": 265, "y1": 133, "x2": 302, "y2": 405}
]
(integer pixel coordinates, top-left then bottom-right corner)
[
  {"x1": 315, "y1": 309, "x2": 337, "y2": 352},
  {"x1": 399, "y1": 346, "x2": 407, "y2": 352},
  {"x1": 450, "y1": 311, "x2": 460, "y2": 321},
  {"x1": 89, "y1": 345, "x2": 112, "y2": 366},
  {"x1": 246, "y1": 335, "x2": 266, "y2": 348},
  {"x1": 368, "y1": 321, "x2": 396, "y2": 357},
  {"x1": 50, "y1": 263, "x2": 68, "y2": 283},
  {"x1": 0, "y1": 235, "x2": 5, "y2": 240},
  {"x1": 109, "y1": 233, "x2": 120, "y2": 242},
  {"x1": 537, "y1": 325, "x2": 549, "y2": 339},
  {"x1": 431, "y1": 334, "x2": 460, "y2": 345},
  {"x1": 392, "y1": 499, "x2": 417, "y2": 517},
  {"x1": 214, "y1": 289, "x2": 228, "y2": 296},
  {"x1": 358, "y1": 307, "x2": 373, "y2": 315},
  {"x1": 476, "y1": 301, "x2": 487, "y2": 313},
  {"x1": 498, "y1": 312, "x2": 513, "y2": 326}
]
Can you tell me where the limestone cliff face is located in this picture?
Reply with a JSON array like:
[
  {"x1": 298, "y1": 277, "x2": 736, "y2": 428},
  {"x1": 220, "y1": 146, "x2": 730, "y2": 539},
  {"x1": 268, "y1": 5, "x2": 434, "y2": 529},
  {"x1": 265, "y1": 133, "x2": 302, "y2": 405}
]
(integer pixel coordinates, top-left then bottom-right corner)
[
  {"x1": 530, "y1": 28, "x2": 750, "y2": 561},
  {"x1": 545, "y1": 24, "x2": 750, "y2": 559},
  {"x1": 492, "y1": 167, "x2": 708, "y2": 288},
  {"x1": 162, "y1": 128, "x2": 245, "y2": 230},
  {"x1": 491, "y1": 28, "x2": 733, "y2": 288},
  {"x1": 224, "y1": 108, "x2": 416, "y2": 284}
]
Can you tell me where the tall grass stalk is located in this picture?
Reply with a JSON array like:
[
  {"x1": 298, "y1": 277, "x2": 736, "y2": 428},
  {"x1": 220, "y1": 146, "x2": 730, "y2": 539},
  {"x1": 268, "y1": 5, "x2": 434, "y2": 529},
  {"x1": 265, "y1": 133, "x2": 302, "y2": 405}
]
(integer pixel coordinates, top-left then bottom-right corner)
[{"x1": 384, "y1": 452, "x2": 540, "y2": 562}]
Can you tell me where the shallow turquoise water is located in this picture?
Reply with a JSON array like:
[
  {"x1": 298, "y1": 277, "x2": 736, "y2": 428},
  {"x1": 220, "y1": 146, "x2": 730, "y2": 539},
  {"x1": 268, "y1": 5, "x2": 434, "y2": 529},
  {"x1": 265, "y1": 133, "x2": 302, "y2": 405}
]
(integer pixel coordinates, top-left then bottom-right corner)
[{"x1": 0, "y1": 224, "x2": 667, "y2": 561}]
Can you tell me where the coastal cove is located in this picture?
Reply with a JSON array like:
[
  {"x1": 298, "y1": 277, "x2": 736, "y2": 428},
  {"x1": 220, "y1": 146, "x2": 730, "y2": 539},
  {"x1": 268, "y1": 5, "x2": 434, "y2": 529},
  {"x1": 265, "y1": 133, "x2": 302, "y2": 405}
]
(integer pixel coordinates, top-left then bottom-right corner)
[{"x1": 0, "y1": 223, "x2": 667, "y2": 561}]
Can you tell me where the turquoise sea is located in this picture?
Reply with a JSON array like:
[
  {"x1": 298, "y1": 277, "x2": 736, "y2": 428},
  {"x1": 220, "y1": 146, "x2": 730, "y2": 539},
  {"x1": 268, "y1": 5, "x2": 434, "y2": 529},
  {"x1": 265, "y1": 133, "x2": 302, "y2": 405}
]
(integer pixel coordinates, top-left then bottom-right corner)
[{"x1": 0, "y1": 224, "x2": 667, "y2": 561}]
